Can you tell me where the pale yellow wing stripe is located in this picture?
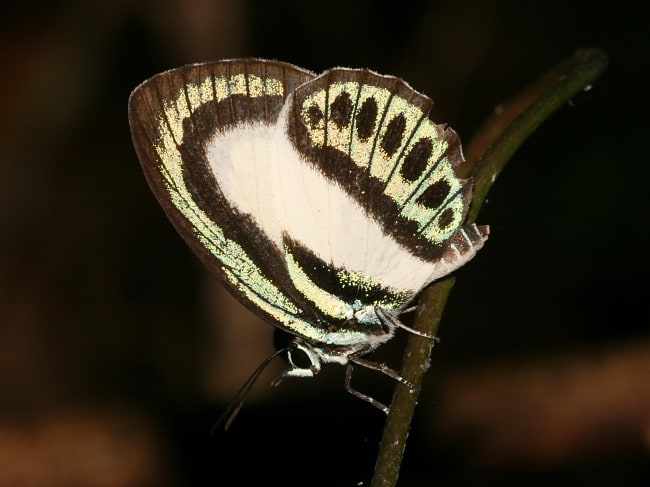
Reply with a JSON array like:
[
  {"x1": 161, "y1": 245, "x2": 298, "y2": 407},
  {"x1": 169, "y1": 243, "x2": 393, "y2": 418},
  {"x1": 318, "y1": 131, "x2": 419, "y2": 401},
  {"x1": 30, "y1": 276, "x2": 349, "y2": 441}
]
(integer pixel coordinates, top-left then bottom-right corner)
[
  {"x1": 284, "y1": 245, "x2": 404, "y2": 321},
  {"x1": 153, "y1": 73, "x2": 304, "y2": 324}
]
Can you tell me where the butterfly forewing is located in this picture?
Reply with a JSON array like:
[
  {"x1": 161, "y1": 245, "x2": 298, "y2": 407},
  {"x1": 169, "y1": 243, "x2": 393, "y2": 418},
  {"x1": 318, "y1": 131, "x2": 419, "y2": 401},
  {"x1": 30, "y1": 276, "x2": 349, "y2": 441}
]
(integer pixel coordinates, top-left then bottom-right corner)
[{"x1": 129, "y1": 59, "x2": 323, "y2": 334}]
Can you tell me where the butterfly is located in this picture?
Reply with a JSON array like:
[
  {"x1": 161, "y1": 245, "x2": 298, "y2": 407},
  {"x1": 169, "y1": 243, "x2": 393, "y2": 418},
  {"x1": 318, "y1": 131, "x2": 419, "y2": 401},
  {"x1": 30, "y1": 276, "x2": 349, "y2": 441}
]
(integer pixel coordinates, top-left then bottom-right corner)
[{"x1": 128, "y1": 58, "x2": 488, "y2": 423}]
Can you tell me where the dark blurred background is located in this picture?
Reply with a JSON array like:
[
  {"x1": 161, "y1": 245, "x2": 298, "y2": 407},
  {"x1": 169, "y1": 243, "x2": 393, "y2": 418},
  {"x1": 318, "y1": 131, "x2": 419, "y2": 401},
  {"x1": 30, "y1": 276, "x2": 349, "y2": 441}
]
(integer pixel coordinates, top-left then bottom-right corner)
[{"x1": 1, "y1": 1, "x2": 648, "y2": 485}]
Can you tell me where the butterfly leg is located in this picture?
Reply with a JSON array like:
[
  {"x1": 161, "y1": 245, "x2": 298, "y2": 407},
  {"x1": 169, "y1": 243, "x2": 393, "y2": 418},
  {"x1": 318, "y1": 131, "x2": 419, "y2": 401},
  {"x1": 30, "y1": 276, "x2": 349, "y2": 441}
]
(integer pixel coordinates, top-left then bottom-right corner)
[
  {"x1": 345, "y1": 358, "x2": 418, "y2": 413},
  {"x1": 376, "y1": 306, "x2": 437, "y2": 340},
  {"x1": 345, "y1": 364, "x2": 389, "y2": 414},
  {"x1": 350, "y1": 356, "x2": 416, "y2": 393}
]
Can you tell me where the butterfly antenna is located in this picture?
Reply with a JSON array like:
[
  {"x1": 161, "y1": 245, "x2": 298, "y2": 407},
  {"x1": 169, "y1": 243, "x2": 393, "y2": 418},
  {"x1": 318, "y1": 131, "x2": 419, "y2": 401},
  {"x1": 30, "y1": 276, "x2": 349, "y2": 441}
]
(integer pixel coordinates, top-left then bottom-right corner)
[{"x1": 211, "y1": 347, "x2": 290, "y2": 433}]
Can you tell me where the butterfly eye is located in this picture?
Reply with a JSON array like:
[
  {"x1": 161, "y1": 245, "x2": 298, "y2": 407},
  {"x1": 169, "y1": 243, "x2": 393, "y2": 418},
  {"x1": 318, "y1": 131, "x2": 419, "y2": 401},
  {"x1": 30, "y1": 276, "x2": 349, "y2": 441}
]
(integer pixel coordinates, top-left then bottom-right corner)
[{"x1": 287, "y1": 341, "x2": 319, "y2": 372}]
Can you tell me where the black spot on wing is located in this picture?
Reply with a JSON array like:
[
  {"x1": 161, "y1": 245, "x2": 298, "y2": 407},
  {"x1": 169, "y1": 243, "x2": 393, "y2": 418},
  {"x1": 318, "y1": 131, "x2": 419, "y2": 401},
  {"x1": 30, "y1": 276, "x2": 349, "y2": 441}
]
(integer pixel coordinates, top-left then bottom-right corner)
[
  {"x1": 307, "y1": 104, "x2": 324, "y2": 129},
  {"x1": 417, "y1": 179, "x2": 450, "y2": 209},
  {"x1": 356, "y1": 97, "x2": 378, "y2": 140},
  {"x1": 438, "y1": 207, "x2": 455, "y2": 229},
  {"x1": 401, "y1": 137, "x2": 433, "y2": 181},
  {"x1": 380, "y1": 113, "x2": 406, "y2": 157},
  {"x1": 330, "y1": 91, "x2": 353, "y2": 129}
]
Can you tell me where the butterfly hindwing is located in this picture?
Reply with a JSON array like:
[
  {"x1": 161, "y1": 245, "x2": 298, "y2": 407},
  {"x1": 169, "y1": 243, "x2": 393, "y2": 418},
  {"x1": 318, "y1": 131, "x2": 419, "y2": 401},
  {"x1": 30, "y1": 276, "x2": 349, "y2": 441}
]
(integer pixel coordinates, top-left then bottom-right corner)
[{"x1": 285, "y1": 68, "x2": 485, "y2": 292}]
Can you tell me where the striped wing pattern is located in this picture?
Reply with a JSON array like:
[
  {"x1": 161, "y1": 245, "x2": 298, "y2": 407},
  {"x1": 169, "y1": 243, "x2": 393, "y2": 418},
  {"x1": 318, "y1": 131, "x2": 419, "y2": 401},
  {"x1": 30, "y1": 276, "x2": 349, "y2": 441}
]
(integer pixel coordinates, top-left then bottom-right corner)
[{"x1": 128, "y1": 59, "x2": 488, "y2": 355}]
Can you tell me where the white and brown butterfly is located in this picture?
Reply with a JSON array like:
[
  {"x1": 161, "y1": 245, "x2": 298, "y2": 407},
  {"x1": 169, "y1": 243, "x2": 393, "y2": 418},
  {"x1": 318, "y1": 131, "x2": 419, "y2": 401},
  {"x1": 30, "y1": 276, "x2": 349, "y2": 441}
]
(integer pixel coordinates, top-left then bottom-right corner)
[{"x1": 128, "y1": 58, "x2": 488, "y2": 420}]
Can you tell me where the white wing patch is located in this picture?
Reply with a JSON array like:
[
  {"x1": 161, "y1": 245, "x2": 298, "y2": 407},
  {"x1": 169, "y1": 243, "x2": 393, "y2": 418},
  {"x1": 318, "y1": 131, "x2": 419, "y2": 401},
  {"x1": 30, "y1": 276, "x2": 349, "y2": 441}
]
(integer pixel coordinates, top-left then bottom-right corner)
[{"x1": 206, "y1": 118, "x2": 456, "y2": 295}]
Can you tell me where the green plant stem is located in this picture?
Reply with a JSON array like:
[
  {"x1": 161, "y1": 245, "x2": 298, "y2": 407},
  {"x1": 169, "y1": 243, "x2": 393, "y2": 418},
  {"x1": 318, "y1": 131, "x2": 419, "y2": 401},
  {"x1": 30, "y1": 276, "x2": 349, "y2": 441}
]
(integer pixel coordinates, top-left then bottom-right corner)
[{"x1": 370, "y1": 48, "x2": 608, "y2": 487}]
